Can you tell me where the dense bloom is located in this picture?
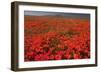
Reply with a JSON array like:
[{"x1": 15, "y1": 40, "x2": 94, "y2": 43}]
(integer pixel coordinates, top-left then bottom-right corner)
[{"x1": 24, "y1": 16, "x2": 90, "y2": 61}]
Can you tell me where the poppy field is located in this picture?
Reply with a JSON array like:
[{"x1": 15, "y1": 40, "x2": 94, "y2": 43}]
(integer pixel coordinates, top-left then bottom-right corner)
[{"x1": 24, "y1": 14, "x2": 90, "y2": 62}]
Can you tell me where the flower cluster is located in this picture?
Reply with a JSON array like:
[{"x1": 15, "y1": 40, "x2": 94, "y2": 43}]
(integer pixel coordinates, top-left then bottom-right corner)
[{"x1": 24, "y1": 16, "x2": 90, "y2": 61}]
